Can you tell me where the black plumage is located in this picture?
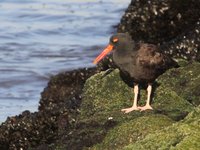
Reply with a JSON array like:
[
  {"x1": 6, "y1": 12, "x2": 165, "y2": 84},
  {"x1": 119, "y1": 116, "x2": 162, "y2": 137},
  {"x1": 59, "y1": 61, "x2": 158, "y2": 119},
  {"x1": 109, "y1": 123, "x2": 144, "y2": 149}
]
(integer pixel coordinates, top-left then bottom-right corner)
[{"x1": 111, "y1": 33, "x2": 178, "y2": 83}]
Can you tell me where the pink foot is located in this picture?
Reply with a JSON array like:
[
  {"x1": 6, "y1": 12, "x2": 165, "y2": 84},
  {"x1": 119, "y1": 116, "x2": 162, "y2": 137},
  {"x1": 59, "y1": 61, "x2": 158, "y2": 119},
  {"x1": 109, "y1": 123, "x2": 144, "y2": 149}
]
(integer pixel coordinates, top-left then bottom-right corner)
[
  {"x1": 121, "y1": 106, "x2": 139, "y2": 113},
  {"x1": 138, "y1": 105, "x2": 153, "y2": 111}
]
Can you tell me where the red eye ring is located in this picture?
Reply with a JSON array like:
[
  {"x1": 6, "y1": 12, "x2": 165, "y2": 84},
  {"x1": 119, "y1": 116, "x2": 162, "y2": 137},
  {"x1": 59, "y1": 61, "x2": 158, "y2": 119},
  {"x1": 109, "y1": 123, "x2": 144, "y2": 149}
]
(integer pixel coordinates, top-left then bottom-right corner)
[{"x1": 113, "y1": 38, "x2": 118, "y2": 42}]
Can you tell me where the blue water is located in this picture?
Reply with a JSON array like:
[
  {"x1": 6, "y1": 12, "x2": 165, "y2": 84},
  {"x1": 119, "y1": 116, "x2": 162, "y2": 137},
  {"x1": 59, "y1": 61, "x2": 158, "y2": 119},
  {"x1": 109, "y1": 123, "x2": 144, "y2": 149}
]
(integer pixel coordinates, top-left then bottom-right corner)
[{"x1": 0, "y1": 0, "x2": 130, "y2": 122}]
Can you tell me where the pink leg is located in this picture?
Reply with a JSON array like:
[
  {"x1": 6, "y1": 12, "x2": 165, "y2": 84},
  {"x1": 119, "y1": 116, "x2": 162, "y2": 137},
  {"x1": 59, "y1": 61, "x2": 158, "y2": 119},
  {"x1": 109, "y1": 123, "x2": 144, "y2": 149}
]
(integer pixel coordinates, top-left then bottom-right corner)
[
  {"x1": 138, "y1": 84, "x2": 153, "y2": 111},
  {"x1": 121, "y1": 84, "x2": 139, "y2": 113}
]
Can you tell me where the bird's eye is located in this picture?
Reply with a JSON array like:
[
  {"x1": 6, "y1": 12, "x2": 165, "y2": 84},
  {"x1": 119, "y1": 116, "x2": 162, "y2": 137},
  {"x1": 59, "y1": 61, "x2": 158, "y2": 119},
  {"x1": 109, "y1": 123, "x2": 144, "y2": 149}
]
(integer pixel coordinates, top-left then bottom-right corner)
[{"x1": 113, "y1": 38, "x2": 118, "y2": 43}]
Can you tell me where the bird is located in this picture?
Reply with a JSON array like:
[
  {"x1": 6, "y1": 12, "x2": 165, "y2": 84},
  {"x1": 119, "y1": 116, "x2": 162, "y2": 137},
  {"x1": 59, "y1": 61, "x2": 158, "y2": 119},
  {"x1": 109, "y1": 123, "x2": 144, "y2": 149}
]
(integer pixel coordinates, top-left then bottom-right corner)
[{"x1": 93, "y1": 33, "x2": 178, "y2": 113}]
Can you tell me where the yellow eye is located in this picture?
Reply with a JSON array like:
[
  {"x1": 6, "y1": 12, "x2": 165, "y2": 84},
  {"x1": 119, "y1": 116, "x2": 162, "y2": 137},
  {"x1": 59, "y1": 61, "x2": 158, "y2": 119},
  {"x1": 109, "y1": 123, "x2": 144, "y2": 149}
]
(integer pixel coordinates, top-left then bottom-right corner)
[{"x1": 113, "y1": 38, "x2": 118, "y2": 43}]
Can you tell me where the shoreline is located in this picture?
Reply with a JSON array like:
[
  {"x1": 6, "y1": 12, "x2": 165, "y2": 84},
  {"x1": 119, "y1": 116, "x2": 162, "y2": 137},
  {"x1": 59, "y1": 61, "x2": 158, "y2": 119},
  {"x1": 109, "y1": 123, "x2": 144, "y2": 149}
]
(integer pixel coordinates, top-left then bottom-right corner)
[{"x1": 0, "y1": 0, "x2": 200, "y2": 149}]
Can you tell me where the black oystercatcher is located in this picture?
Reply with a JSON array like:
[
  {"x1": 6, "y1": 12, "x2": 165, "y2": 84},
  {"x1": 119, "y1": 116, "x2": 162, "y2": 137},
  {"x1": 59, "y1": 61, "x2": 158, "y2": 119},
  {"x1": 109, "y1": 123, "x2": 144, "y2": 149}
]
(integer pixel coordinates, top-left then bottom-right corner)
[{"x1": 93, "y1": 33, "x2": 178, "y2": 113}]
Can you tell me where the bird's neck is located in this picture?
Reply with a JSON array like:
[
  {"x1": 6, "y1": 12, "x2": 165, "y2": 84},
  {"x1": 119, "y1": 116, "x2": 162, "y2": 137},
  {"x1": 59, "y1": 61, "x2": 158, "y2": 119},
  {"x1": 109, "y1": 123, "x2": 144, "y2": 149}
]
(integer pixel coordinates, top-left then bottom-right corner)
[{"x1": 113, "y1": 40, "x2": 136, "y2": 65}]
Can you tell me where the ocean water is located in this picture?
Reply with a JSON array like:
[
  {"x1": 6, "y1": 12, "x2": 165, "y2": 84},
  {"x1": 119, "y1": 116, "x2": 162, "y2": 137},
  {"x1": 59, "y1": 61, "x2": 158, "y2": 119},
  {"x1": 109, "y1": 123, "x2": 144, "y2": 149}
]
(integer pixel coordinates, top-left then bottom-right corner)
[{"x1": 0, "y1": 0, "x2": 130, "y2": 122}]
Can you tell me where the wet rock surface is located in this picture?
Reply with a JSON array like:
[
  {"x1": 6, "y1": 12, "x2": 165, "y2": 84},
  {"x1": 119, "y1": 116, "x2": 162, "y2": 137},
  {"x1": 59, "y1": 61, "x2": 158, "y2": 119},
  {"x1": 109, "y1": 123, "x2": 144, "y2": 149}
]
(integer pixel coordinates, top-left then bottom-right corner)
[{"x1": 1, "y1": 0, "x2": 200, "y2": 149}]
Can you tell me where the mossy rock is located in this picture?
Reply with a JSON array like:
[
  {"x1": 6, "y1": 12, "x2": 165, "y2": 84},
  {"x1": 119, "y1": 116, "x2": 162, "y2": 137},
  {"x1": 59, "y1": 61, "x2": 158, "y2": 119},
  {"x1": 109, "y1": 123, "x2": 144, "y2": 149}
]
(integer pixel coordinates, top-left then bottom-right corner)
[
  {"x1": 81, "y1": 69, "x2": 145, "y2": 124},
  {"x1": 153, "y1": 86, "x2": 193, "y2": 120},
  {"x1": 124, "y1": 106, "x2": 200, "y2": 150},
  {"x1": 79, "y1": 61, "x2": 199, "y2": 149},
  {"x1": 157, "y1": 62, "x2": 200, "y2": 106},
  {"x1": 81, "y1": 62, "x2": 196, "y2": 121},
  {"x1": 90, "y1": 115, "x2": 174, "y2": 150}
]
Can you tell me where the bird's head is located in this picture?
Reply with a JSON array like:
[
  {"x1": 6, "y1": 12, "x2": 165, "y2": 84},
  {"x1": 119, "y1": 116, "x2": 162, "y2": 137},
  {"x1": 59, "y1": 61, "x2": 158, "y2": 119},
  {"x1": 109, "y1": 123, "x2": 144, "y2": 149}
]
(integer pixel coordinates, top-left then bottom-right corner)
[{"x1": 93, "y1": 33, "x2": 132, "y2": 64}]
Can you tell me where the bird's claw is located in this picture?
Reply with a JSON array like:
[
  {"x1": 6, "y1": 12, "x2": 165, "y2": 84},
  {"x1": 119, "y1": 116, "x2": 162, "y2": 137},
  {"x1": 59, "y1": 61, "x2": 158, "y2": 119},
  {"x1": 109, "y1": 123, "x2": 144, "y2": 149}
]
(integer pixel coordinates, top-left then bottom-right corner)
[
  {"x1": 138, "y1": 105, "x2": 153, "y2": 111},
  {"x1": 121, "y1": 106, "x2": 139, "y2": 113}
]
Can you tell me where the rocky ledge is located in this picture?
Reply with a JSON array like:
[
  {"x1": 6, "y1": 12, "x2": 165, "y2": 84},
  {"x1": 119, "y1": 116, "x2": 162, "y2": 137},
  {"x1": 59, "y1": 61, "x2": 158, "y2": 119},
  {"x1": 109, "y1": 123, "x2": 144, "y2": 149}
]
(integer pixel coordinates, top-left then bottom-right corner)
[
  {"x1": 0, "y1": 0, "x2": 200, "y2": 149},
  {"x1": 79, "y1": 61, "x2": 200, "y2": 150}
]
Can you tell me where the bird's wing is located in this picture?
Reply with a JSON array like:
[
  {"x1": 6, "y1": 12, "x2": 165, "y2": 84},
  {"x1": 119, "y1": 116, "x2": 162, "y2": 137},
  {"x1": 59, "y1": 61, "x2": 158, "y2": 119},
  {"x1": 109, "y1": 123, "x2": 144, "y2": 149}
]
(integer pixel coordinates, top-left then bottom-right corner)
[{"x1": 136, "y1": 44, "x2": 177, "y2": 69}]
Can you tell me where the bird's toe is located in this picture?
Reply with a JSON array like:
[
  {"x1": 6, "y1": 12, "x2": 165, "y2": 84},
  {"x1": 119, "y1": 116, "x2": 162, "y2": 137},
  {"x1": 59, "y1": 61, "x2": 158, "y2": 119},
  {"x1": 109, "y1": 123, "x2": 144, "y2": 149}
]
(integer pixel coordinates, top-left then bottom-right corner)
[
  {"x1": 138, "y1": 105, "x2": 153, "y2": 111},
  {"x1": 121, "y1": 107, "x2": 139, "y2": 113}
]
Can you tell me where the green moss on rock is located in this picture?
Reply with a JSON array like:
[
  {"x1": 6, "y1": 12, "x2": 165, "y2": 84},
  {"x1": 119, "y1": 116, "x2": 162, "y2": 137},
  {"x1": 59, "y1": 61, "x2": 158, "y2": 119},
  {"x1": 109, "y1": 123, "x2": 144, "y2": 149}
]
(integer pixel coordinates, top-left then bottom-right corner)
[
  {"x1": 74, "y1": 61, "x2": 199, "y2": 149},
  {"x1": 157, "y1": 62, "x2": 200, "y2": 106},
  {"x1": 124, "y1": 106, "x2": 200, "y2": 150},
  {"x1": 82, "y1": 70, "x2": 131, "y2": 116},
  {"x1": 153, "y1": 86, "x2": 193, "y2": 120},
  {"x1": 90, "y1": 115, "x2": 174, "y2": 150},
  {"x1": 81, "y1": 70, "x2": 143, "y2": 124},
  {"x1": 81, "y1": 62, "x2": 198, "y2": 122}
]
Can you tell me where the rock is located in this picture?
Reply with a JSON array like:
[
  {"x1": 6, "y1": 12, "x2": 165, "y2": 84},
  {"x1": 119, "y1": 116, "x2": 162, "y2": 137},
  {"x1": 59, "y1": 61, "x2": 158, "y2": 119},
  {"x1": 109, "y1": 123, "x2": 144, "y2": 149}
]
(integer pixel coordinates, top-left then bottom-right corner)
[
  {"x1": 82, "y1": 62, "x2": 198, "y2": 122},
  {"x1": 1, "y1": 0, "x2": 200, "y2": 149},
  {"x1": 39, "y1": 68, "x2": 97, "y2": 113},
  {"x1": 25, "y1": 61, "x2": 199, "y2": 150},
  {"x1": 118, "y1": 0, "x2": 200, "y2": 61},
  {"x1": 73, "y1": 61, "x2": 199, "y2": 149},
  {"x1": 118, "y1": 0, "x2": 200, "y2": 43},
  {"x1": 124, "y1": 106, "x2": 200, "y2": 150},
  {"x1": 157, "y1": 61, "x2": 200, "y2": 106},
  {"x1": 91, "y1": 115, "x2": 174, "y2": 150},
  {"x1": 81, "y1": 69, "x2": 135, "y2": 120},
  {"x1": 0, "y1": 68, "x2": 97, "y2": 150},
  {"x1": 162, "y1": 22, "x2": 200, "y2": 61}
]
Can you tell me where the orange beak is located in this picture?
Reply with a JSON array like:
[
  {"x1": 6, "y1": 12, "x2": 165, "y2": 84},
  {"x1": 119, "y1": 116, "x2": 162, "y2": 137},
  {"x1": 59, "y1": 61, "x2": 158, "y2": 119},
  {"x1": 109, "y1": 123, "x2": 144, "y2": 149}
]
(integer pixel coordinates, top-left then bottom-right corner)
[{"x1": 93, "y1": 44, "x2": 113, "y2": 64}]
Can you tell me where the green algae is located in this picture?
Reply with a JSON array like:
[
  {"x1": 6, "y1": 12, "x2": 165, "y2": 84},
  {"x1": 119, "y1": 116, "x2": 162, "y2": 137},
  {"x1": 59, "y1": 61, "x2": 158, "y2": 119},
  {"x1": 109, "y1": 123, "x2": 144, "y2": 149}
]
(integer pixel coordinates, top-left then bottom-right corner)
[
  {"x1": 61, "y1": 61, "x2": 200, "y2": 149},
  {"x1": 46, "y1": 62, "x2": 200, "y2": 150},
  {"x1": 90, "y1": 115, "x2": 174, "y2": 150},
  {"x1": 124, "y1": 106, "x2": 200, "y2": 150},
  {"x1": 81, "y1": 70, "x2": 132, "y2": 116},
  {"x1": 81, "y1": 61, "x2": 199, "y2": 122},
  {"x1": 157, "y1": 62, "x2": 200, "y2": 106},
  {"x1": 81, "y1": 69, "x2": 141, "y2": 123},
  {"x1": 153, "y1": 86, "x2": 193, "y2": 120}
]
